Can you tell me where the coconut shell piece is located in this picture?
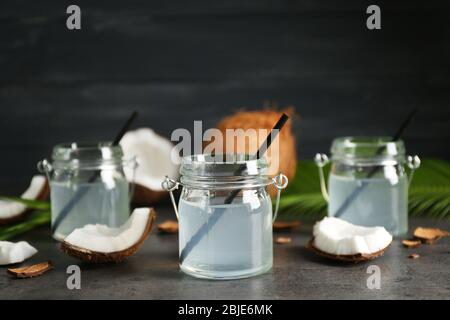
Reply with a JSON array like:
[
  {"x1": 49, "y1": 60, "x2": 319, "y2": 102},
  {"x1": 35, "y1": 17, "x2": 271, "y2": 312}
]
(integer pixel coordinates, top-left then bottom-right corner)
[
  {"x1": 275, "y1": 236, "x2": 292, "y2": 244},
  {"x1": 60, "y1": 209, "x2": 156, "y2": 264},
  {"x1": 413, "y1": 227, "x2": 449, "y2": 244},
  {"x1": 402, "y1": 239, "x2": 422, "y2": 248},
  {"x1": 408, "y1": 253, "x2": 420, "y2": 259},
  {"x1": 7, "y1": 261, "x2": 53, "y2": 278},
  {"x1": 273, "y1": 220, "x2": 300, "y2": 231},
  {"x1": 158, "y1": 220, "x2": 178, "y2": 234},
  {"x1": 307, "y1": 238, "x2": 391, "y2": 263},
  {"x1": 0, "y1": 178, "x2": 49, "y2": 225},
  {"x1": 214, "y1": 107, "x2": 297, "y2": 197}
]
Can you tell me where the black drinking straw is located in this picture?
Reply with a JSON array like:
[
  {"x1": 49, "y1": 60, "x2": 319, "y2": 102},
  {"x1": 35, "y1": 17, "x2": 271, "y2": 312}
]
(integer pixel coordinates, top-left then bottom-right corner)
[
  {"x1": 52, "y1": 111, "x2": 138, "y2": 234},
  {"x1": 179, "y1": 113, "x2": 290, "y2": 262},
  {"x1": 333, "y1": 109, "x2": 417, "y2": 218}
]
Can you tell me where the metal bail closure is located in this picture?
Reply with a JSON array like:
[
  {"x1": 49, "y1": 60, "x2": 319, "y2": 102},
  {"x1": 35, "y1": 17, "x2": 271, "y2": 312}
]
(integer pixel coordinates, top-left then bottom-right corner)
[
  {"x1": 162, "y1": 176, "x2": 180, "y2": 219},
  {"x1": 125, "y1": 156, "x2": 139, "y2": 199},
  {"x1": 127, "y1": 156, "x2": 139, "y2": 171},
  {"x1": 314, "y1": 153, "x2": 330, "y2": 202},
  {"x1": 406, "y1": 155, "x2": 421, "y2": 186},
  {"x1": 271, "y1": 173, "x2": 289, "y2": 222},
  {"x1": 37, "y1": 159, "x2": 53, "y2": 180}
]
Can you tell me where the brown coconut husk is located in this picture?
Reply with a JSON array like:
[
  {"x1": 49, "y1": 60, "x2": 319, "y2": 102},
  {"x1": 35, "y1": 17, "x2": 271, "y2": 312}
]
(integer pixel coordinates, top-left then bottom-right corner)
[
  {"x1": 60, "y1": 209, "x2": 156, "y2": 263},
  {"x1": 307, "y1": 238, "x2": 391, "y2": 263},
  {"x1": 0, "y1": 178, "x2": 50, "y2": 225},
  {"x1": 212, "y1": 107, "x2": 297, "y2": 197}
]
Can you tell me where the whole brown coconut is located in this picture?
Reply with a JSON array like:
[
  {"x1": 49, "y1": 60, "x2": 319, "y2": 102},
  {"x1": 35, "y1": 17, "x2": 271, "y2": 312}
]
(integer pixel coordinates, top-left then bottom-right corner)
[{"x1": 213, "y1": 107, "x2": 297, "y2": 197}]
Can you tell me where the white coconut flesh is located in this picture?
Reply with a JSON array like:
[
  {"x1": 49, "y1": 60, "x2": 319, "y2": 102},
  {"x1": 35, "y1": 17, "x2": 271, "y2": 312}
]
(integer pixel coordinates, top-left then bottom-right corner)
[
  {"x1": 0, "y1": 241, "x2": 37, "y2": 265},
  {"x1": 120, "y1": 128, "x2": 179, "y2": 191},
  {"x1": 64, "y1": 208, "x2": 151, "y2": 253},
  {"x1": 313, "y1": 217, "x2": 393, "y2": 256},
  {"x1": 0, "y1": 175, "x2": 46, "y2": 219}
]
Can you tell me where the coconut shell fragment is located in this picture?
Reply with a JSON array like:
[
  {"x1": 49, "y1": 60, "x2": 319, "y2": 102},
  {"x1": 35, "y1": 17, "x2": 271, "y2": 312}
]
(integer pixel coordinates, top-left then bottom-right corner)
[
  {"x1": 273, "y1": 220, "x2": 300, "y2": 231},
  {"x1": 307, "y1": 238, "x2": 391, "y2": 263},
  {"x1": 61, "y1": 208, "x2": 156, "y2": 264},
  {"x1": 7, "y1": 261, "x2": 53, "y2": 278},
  {"x1": 158, "y1": 220, "x2": 178, "y2": 234},
  {"x1": 402, "y1": 239, "x2": 422, "y2": 248},
  {"x1": 408, "y1": 253, "x2": 420, "y2": 259},
  {"x1": 275, "y1": 237, "x2": 292, "y2": 244},
  {"x1": 413, "y1": 227, "x2": 449, "y2": 244}
]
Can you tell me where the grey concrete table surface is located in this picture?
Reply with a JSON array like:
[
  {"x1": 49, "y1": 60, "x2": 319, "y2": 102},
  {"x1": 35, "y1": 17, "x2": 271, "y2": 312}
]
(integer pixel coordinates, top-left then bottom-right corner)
[{"x1": 1, "y1": 206, "x2": 449, "y2": 300}]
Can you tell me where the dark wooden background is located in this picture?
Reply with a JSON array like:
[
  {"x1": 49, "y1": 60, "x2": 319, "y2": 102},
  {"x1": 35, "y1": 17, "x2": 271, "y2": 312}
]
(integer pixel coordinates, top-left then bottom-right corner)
[{"x1": 0, "y1": 0, "x2": 449, "y2": 193}]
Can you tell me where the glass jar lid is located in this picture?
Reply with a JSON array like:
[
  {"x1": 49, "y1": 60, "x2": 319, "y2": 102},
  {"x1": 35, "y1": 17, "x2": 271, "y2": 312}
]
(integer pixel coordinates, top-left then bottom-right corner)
[
  {"x1": 331, "y1": 136, "x2": 405, "y2": 165},
  {"x1": 51, "y1": 142, "x2": 124, "y2": 170},
  {"x1": 180, "y1": 154, "x2": 271, "y2": 189}
]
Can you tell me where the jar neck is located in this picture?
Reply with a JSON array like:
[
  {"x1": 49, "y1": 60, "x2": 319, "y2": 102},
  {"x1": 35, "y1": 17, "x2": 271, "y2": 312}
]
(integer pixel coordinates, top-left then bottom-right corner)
[
  {"x1": 51, "y1": 142, "x2": 125, "y2": 170},
  {"x1": 180, "y1": 175, "x2": 271, "y2": 190},
  {"x1": 331, "y1": 156, "x2": 405, "y2": 167},
  {"x1": 179, "y1": 154, "x2": 271, "y2": 189},
  {"x1": 331, "y1": 136, "x2": 405, "y2": 166}
]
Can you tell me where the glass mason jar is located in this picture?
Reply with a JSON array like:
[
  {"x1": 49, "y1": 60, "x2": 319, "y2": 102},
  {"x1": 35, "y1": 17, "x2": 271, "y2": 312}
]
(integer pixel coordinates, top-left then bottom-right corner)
[
  {"x1": 315, "y1": 137, "x2": 420, "y2": 236},
  {"x1": 38, "y1": 142, "x2": 136, "y2": 241},
  {"x1": 162, "y1": 154, "x2": 288, "y2": 280}
]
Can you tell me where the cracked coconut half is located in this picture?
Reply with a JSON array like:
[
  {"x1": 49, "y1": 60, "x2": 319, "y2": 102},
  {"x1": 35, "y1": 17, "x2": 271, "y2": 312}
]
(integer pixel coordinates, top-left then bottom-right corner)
[
  {"x1": 0, "y1": 175, "x2": 48, "y2": 224},
  {"x1": 308, "y1": 217, "x2": 393, "y2": 263},
  {"x1": 120, "y1": 128, "x2": 180, "y2": 206},
  {"x1": 61, "y1": 208, "x2": 156, "y2": 263}
]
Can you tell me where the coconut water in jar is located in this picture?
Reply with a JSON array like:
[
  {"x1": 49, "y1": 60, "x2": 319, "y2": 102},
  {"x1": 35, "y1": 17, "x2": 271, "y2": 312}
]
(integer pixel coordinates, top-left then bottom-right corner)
[
  {"x1": 315, "y1": 137, "x2": 420, "y2": 236},
  {"x1": 178, "y1": 192, "x2": 273, "y2": 279},
  {"x1": 50, "y1": 179, "x2": 130, "y2": 240},
  {"x1": 328, "y1": 172, "x2": 408, "y2": 235},
  {"x1": 163, "y1": 154, "x2": 288, "y2": 280},
  {"x1": 39, "y1": 142, "x2": 133, "y2": 241}
]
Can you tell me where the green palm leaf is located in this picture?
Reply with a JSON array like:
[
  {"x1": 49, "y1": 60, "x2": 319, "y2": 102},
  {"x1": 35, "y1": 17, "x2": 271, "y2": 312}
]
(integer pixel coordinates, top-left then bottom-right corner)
[
  {"x1": 0, "y1": 210, "x2": 51, "y2": 240},
  {"x1": 278, "y1": 158, "x2": 450, "y2": 219},
  {"x1": 0, "y1": 197, "x2": 51, "y2": 240},
  {"x1": 0, "y1": 196, "x2": 50, "y2": 210}
]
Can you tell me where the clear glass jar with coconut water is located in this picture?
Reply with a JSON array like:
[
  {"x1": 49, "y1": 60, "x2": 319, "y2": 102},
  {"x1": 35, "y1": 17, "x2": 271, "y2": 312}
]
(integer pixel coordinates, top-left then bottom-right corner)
[
  {"x1": 163, "y1": 154, "x2": 288, "y2": 280},
  {"x1": 315, "y1": 137, "x2": 420, "y2": 236},
  {"x1": 38, "y1": 142, "x2": 135, "y2": 241}
]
